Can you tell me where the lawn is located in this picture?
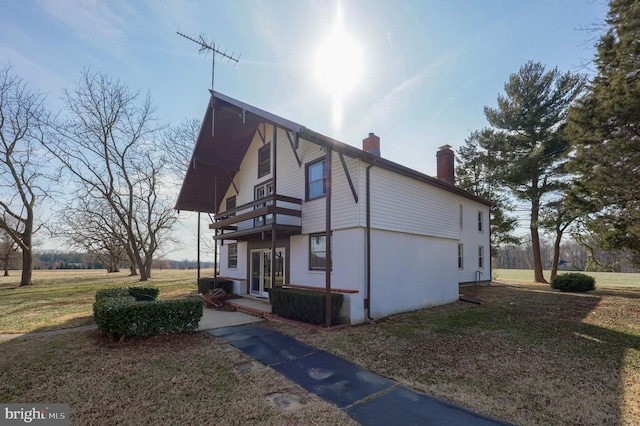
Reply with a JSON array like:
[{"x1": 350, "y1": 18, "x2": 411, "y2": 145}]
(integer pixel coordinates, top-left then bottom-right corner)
[
  {"x1": 0, "y1": 269, "x2": 212, "y2": 333},
  {"x1": 493, "y1": 268, "x2": 640, "y2": 288},
  {"x1": 1, "y1": 269, "x2": 639, "y2": 424}
]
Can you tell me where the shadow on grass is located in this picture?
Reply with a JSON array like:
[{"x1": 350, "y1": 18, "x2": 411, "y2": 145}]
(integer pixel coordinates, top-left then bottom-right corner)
[{"x1": 456, "y1": 285, "x2": 640, "y2": 424}]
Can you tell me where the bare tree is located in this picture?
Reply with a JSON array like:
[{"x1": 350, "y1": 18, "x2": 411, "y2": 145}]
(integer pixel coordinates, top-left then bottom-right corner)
[
  {"x1": 0, "y1": 66, "x2": 51, "y2": 286},
  {"x1": 161, "y1": 117, "x2": 200, "y2": 179},
  {"x1": 55, "y1": 196, "x2": 129, "y2": 273},
  {"x1": 47, "y1": 70, "x2": 176, "y2": 281},
  {"x1": 0, "y1": 227, "x2": 19, "y2": 276}
]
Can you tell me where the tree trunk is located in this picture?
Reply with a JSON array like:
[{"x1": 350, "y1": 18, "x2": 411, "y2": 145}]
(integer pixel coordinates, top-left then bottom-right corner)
[
  {"x1": 550, "y1": 229, "x2": 563, "y2": 281},
  {"x1": 20, "y1": 247, "x2": 32, "y2": 286},
  {"x1": 530, "y1": 193, "x2": 547, "y2": 283}
]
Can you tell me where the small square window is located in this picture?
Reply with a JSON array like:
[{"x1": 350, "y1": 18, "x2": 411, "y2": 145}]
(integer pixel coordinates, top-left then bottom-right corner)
[
  {"x1": 258, "y1": 143, "x2": 271, "y2": 178},
  {"x1": 306, "y1": 159, "x2": 326, "y2": 200}
]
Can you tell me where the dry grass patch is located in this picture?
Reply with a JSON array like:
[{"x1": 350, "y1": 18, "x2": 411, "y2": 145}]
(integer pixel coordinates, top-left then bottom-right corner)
[
  {"x1": 0, "y1": 330, "x2": 356, "y2": 425},
  {"x1": 0, "y1": 269, "x2": 207, "y2": 333},
  {"x1": 261, "y1": 284, "x2": 640, "y2": 425}
]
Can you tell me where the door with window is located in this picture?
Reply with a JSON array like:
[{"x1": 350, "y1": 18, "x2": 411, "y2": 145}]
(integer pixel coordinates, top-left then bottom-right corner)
[
  {"x1": 254, "y1": 181, "x2": 273, "y2": 227},
  {"x1": 250, "y1": 248, "x2": 285, "y2": 297}
]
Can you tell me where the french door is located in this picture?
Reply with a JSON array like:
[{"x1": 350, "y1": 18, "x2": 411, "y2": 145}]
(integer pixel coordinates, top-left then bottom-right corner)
[{"x1": 250, "y1": 248, "x2": 285, "y2": 298}]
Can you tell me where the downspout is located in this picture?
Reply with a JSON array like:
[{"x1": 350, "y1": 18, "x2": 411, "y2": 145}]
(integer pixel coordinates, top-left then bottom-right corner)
[{"x1": 365, "y1": 163, "x2": 374, "y2": 321}]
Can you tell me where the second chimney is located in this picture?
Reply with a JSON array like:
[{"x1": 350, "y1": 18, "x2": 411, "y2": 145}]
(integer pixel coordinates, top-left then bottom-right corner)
[
  {"x1": 363, "y1": 132, "x2": 380, "y2": 157},
  {"x1": 436, "y1": 144, "x2": 455, "y2": 185}
]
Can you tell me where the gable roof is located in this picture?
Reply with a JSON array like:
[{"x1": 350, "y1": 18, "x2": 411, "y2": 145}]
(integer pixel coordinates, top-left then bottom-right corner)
[{"x1": 175, "y1": 91, "x2": 492, "y2": 213}]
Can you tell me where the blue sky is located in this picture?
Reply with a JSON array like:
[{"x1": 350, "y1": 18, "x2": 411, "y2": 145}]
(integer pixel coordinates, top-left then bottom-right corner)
[{"x1": 1, "y1": 0, "x2": 609, "y2": 259}]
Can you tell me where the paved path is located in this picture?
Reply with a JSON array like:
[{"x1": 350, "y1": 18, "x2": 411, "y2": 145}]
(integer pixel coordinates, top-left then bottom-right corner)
[{"x1": 209, "y1": 324, "x2": 512, "y2": 426}]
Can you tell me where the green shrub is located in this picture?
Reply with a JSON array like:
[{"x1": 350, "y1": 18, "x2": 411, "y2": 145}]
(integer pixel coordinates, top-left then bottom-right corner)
[
  {"x1": 93, "y1": 297, "x2": 203, "y2": 341},
  {"x1": 551, "y1": 273, "x2": 596, "y2": 292},
  {"x1": 127, "y1": 286, "x2": 160, "y2": 300},
  {"x1": 270, "y1": 287, "x2": 343, "y2": 326},
  {"x1": 95, "y1": 286, "x2": 159, "y2": 302},
  {"x1": 95, "y1": 287, "x2": 130, "y2": 301},
  {"x1": 93, "y1": 286, "x2": 203, "y2": 341},
  {"x1": 197, "y1": 278, "x2": 233, "y2": 294}
]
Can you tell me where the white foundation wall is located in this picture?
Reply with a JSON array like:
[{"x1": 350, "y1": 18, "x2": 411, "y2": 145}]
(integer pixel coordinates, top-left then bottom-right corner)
[
  {"x1": 289, "y1": 228, "x2": 366, "y2": 324},
  {"x1": 218, "y1": 241, "x2": 248, "y2": 282},
  {"x1": 369, "y1": 229, "x2": 459, "y2": 319}
]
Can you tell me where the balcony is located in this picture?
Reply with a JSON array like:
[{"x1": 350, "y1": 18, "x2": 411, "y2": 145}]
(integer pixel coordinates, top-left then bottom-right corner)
[{"x1": 209, "y1": 194, "x2": 302, "y2": 241}]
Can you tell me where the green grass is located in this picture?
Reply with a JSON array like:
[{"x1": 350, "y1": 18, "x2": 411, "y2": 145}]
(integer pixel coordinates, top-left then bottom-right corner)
[
  {"x1": 0, "y1": 269, "x2": 211, "y2": 333},
  {"x1": 493, "y1": 268, "x2": 640, "y2": 287}
]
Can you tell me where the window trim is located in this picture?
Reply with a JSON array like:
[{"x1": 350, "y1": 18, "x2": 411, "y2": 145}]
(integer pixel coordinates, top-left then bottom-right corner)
[
  {"x1": 258, "y1": 143, "x2": 271, "y2": 178},
  {"x1": 305, "y1": 158, "x2": 327, "y2": 201},
  {"x1": 228, "y1": 243, "x2": 238, "y2": 269},
  {"x1": 309, "y1": 232, "x2": 332, "y2": 271}
]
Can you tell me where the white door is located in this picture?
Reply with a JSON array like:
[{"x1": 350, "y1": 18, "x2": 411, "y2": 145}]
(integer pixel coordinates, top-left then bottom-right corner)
[{"x1": 250, "y1": 248, "x2": 285, "y2": 297}]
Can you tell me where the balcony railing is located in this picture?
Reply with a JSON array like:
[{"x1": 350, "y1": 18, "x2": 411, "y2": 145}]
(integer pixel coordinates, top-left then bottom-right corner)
[{"x1": 209, "y1": 194, "x2": 302, "y2": 240}]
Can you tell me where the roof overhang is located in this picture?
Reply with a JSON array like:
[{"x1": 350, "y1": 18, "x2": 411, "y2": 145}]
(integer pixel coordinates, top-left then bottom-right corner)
[
  {"x1": 174, "y1": 92, "x2": 304, "y2": 213},
  {"x1": 175, "y1": 91, "x2": 493, "y2": 214}
]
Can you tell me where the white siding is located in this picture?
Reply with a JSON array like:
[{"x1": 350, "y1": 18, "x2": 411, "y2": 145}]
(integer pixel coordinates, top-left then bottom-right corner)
[
  {"x1": 457, "y1": 197, "x2": 491, "y2": 284},
  {"x1": 362, "y1": 166, "x2": 460, "y2": 239}
]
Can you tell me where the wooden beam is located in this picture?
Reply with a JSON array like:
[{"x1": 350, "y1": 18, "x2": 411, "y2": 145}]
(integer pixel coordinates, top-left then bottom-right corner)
[
  {"x1": 286, "y1": 131, "x2": 302, "y2": 167},
  {"x1": 338, "y1": 151, "x2": 358, "y2": 203}
]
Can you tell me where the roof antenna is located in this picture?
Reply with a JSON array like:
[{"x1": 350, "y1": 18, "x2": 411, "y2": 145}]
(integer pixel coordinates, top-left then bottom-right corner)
[
  {"x1": 177, "y1": 31, "x2": 240, "y2": 135},
  {"x1": 177, "y1": 31, "x2": 240, "y2": 91}
]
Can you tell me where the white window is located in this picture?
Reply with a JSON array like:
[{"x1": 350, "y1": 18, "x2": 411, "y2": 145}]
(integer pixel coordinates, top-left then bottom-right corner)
[
  {"x1": 258, "y1": 143, "x2": 271, "y2": 178},
  {"x1": 478, "y1": 246, "x2": 484, "y2": 269},
  {"x1": 459, "y1": 205, "x2": 463, "y2": 230},
  {"x1": 478, "y1": 211, "x2": 484, "y2": 233},
  {"x1": 228, "y1": 243, "x2": 238, "y2": 269},
  {"x1": 458, "y1": 244, "x2": 464, "y2": 269},
  {"x1": 306, "y1": 159, "x2": 326, "y2": 200}
]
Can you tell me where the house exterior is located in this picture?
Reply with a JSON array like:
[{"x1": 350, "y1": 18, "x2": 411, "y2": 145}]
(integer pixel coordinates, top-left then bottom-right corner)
[{"x1": 175, "y1": 91, "x2": 492, "y2": 325}]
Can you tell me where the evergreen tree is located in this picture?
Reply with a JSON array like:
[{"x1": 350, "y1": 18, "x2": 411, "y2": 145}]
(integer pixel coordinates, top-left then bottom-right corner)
[
  {"x1": 472, "y1": 61, "x2": 585, "y2": 282},
  {"x1": 456, "y1": 131, "x2": 521, "y2": 255},
  {"x1": 566, "y1": 0, "x2": 640, "y2": 265}
]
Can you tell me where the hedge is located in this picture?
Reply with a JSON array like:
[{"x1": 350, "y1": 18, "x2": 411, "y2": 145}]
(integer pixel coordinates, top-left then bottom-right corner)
[
  {"x1": 95, "y1": 286, "x2": 159, "y2": 302},
  {"x1": 197, "y1": 278, "x2": 233, "y2": 294},
  {"x1": 550, "y1": 273, "x2": 596, "y2": 292},
  {"x1": 270, "y1": 287, "x2": 343, "y2": 326},
  {"x1": 93, "y1": 287, "x2": 203, "y2": 341}
]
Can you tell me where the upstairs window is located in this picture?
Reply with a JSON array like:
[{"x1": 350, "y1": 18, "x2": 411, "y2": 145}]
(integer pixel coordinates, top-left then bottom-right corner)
[
  {"x1": 306, "y1": 158, "x2": 326, "y2": 200},
  {"x1": 459, "y1": 205, "x2": 463, "y2": 230},
  {"x1": 478, "y1": 211, "x2": 484, "y2": 233},
  {"x1": 226, "y1": 196, "x2": 236, "y2": 216},
  {"x1": 258, "y1": 143, "x2": 271, "y2": 178}
]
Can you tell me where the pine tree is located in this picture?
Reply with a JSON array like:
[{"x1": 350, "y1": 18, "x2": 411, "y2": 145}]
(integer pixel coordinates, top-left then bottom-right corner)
[
  {"x1": 567, "y1": 0, "x2": 640, "y2": 265},
  {"x1": 474, "y1": 61, "x2": 585, "y2": 282},
  {"x1": 456, "y1": 131, "x2": 520, "y2": 255}
]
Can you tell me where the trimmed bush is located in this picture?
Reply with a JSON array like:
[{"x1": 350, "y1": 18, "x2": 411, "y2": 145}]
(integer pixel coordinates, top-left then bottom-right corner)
[
  {"x1": 93, "y1": 286, "x2": 203, "y2": 341},
  {"x1": 95, "y1": 286, "x2": 159, "y2": 302},
  {"x1": 197, "y1": 278, "x2": 233, "y2": 294},
  {"x1": 551, "y1": 273, "x2": 596, "y2": 292},
  {"x1": 270, "y1": 287, "x2": 343, "y2": 326},
  {"x1": 127, "y1": 286, "x2": 160, "y2": 300}
]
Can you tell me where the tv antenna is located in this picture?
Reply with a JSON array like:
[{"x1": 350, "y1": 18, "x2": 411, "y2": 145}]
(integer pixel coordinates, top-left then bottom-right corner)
[{"x1": 177, "y1": 31, "x2": 240, "y2": 91}]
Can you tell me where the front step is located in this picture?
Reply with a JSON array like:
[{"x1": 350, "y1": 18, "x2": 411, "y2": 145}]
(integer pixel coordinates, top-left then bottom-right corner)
[{"x1": 225, "y1": 297, "x2": 272, "y2": 317}]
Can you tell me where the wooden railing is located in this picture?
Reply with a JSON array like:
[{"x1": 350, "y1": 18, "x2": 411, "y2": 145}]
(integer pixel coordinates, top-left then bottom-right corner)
[{"x1": 209, "y1": 194, "x2": 302, "y2": 239}]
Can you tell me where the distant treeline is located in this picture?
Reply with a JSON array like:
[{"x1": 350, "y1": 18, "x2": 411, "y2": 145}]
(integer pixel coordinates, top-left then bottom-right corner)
[{"x1": 31, "y1": 251, "x2": 213, "y2": 271}]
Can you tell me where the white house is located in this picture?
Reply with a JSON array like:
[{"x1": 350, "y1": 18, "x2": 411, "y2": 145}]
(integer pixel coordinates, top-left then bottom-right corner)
[{"x1": 175, "y1": 91, "x2": 492, "y2": 325}]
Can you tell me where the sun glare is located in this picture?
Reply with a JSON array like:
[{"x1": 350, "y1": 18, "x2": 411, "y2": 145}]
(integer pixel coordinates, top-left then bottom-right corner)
[{"x1": 314, "y1": 5, "x2": 363, "y2": 128}]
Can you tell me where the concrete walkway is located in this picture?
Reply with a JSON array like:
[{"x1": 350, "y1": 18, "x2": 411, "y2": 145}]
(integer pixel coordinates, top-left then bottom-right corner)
[{"x1": 209, "y1": 324, "x2": 512, "y2": 426}]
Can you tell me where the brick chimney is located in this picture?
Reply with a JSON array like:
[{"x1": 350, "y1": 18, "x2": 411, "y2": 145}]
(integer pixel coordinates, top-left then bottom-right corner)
[
  {"x1": 436, "y1": 144, "x2": 455, "y2": 185},
  {"x1": 363, "y1": 132, "x2": 380, "y2": 157}
]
